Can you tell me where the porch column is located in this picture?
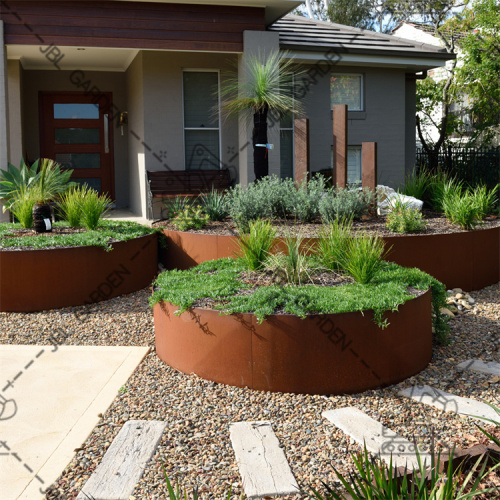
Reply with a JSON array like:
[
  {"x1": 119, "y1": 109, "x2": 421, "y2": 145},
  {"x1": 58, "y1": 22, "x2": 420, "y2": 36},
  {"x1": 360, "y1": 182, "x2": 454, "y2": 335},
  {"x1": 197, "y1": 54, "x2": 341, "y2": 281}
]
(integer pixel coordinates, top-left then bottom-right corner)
[
  {"x1": 7, "y1": 60, "x2": 23, "y2": 165},
  {"x1": 238, "y1": 30, "x2": 280, "y2": 186},
  {"x1": 0, "y1": 21, "x2": 9, "y2": 222}
]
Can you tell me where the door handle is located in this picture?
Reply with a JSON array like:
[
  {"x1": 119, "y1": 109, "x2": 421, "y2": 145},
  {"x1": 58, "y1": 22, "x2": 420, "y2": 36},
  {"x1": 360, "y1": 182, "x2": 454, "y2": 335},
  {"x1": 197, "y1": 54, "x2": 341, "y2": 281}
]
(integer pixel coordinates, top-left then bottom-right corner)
[{"x1": 104, "y1": 114, "x2": 109, "y2": 153}]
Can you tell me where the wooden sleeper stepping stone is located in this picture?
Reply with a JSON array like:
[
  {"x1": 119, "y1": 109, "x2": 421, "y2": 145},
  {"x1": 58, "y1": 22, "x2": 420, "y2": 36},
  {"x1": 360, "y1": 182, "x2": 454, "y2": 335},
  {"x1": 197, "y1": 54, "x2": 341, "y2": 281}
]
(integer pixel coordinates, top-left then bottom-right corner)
[
  {"x1": 230, "y1": 421, "x2": 299, "y2": 498},
  {"x1": 456, "y1": 359, "x2": 500, "y2": 376},
  {"x1": 322, "y1": 407, "x2": 431, "y2": 470},
  {"x1": 77, "y1": 420, "x2": 166, "y2": 500},
  {"x1": 399, "y1": 385, "x2": 499, "y2": 422}
]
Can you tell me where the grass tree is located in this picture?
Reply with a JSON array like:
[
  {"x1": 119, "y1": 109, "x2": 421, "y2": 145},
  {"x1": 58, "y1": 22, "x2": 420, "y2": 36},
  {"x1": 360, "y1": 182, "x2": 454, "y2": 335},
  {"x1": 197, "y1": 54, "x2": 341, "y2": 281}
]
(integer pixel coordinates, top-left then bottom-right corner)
[{"x1": 221, "y1": 50, "x2": 300, "y2": 181}]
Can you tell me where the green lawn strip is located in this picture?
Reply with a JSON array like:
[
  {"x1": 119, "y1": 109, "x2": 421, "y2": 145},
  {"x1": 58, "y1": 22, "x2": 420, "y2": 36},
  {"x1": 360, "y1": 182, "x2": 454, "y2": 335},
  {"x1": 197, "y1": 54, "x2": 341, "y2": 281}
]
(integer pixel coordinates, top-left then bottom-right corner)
[
  {"x1": 0, "y1": 220, "x2": 156, "y2": 250},
  {"x1": 150, "y1": 259, "x2": 448, "y2": 334}
]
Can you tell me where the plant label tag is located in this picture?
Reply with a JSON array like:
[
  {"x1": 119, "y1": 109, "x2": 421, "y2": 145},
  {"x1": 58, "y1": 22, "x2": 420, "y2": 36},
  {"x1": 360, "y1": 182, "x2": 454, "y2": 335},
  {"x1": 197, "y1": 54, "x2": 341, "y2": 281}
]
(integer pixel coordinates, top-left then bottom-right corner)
[{"x1": 44, "y1": 218, "x2": 52, "y2": 231}]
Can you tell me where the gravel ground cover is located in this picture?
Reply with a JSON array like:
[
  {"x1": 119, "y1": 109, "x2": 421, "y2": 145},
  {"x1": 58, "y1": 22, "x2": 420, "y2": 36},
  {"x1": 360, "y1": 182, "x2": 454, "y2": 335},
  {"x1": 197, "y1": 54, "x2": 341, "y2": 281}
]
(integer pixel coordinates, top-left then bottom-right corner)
[{"x1": 1, "y1": 282, "x2": 499, "y2": 499}]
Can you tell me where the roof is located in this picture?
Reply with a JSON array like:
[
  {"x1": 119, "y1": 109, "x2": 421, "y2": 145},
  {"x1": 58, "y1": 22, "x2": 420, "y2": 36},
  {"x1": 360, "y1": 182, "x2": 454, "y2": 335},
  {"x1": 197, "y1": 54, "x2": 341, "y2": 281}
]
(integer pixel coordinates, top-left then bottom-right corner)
[{"x1": 269, "y1": 15, "x2": 454, "y2": 60}]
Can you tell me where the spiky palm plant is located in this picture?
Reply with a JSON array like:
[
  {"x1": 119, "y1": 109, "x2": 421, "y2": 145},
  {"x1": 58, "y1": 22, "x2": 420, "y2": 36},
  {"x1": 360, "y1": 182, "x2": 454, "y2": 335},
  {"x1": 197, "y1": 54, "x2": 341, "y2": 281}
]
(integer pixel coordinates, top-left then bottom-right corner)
[{"x1": 221, "y1": 50, "x2": 300, "y2": 180}]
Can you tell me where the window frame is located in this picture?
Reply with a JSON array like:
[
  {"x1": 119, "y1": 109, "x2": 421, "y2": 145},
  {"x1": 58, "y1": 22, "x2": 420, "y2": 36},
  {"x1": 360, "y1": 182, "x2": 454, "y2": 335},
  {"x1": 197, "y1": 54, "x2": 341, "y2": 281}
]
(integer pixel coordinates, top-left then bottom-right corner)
[
  {"x1": 330, "y1": 73, "x2": 364, "y2": 112},
  {"x1": 182, "y1": 68, "x2": 222, "y2": 170},
  {"x1": 331, "y1": 144, "x2": 363, "y2": 186}
]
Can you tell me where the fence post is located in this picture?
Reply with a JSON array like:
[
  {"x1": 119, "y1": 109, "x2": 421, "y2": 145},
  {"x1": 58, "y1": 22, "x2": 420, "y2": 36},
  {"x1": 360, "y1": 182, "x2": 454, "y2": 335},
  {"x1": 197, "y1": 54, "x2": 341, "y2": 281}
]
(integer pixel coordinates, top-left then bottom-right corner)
[
  {"x1": 333, "y1": 104, "x2": 348, "y2": 188},
  {"x1": 294, "y1": 118, "x2": 310, "y2": 186}
]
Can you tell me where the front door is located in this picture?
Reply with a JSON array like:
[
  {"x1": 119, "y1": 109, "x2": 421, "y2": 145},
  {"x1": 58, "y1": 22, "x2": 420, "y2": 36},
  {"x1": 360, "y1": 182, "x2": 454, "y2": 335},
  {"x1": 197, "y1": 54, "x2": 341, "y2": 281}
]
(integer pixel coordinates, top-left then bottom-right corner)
[{"x1": 39, "y1": 92, "x2": 115, "y2": 198}]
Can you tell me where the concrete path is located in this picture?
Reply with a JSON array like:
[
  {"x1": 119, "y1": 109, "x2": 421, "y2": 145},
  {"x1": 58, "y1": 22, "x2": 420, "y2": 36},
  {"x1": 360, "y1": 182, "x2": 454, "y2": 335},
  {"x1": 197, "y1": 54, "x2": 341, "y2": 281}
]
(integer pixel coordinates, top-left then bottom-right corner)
[{"x1": 0, "y1": 345, "x2": 149, "y2": 500}]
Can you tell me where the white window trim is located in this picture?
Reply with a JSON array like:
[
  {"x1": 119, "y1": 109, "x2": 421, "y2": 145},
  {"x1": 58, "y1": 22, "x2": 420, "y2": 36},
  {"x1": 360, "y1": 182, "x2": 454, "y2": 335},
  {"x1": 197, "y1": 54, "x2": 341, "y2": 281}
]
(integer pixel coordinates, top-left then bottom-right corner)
[
  {"x1": 182, "y1": 68, "x2": 222, "y2": 170},
  {"x1": 330, "y1": 73, "x2": 364, "y2": 112}
]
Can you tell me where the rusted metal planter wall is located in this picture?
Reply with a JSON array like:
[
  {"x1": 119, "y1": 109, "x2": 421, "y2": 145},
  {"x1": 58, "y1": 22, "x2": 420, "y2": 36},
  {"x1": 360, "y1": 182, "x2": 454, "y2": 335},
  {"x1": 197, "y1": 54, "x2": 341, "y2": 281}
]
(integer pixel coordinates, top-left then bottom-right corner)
[
  {"x1": 161, "y1": 227, "x2": 500, "y2": 291},
  {"x1": 0, "y1": 233, "x2": 158, "y2": 312},
  {"x1": 154, "y1": 290, "x2": 432, "y2": 395}
]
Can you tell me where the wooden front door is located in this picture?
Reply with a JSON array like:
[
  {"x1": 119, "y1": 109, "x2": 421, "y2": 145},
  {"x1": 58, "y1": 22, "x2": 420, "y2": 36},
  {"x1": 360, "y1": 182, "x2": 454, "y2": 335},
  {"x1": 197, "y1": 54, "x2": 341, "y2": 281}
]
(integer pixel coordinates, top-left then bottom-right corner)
[{"x1": 39, "y1": 92, "x2": 115, "y2": 198}]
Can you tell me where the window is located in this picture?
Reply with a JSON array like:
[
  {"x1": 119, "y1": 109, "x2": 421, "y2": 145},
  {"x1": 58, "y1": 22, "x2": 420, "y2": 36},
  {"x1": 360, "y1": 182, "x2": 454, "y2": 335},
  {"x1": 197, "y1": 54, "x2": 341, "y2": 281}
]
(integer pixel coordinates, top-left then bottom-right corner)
[
  {"x1": 183, "y1": 71, "x2": 220, "y2": 170},
  {"x1": 330, "y1": 74, "x2": 363, "y2": 111},
  {"x1": 331, "y1": 145, "x2": 362, "y2": 185}
]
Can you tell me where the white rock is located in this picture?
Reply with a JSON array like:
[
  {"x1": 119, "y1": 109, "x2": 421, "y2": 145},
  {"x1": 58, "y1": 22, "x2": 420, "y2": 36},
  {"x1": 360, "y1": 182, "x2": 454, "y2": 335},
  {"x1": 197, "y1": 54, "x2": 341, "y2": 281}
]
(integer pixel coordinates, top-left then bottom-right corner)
[
  {"x1": 468, "y1": 297, "x2": 475, "y2": 305},
  {"x1": 377, "y1": 185, "x2": 423, "y2": 216},
  {"x1": 453, "y1": 288, "x2": 463, "y2": 293},
  {"x1": 455, "y1": 293, "x2": 464, "y2": 300}
]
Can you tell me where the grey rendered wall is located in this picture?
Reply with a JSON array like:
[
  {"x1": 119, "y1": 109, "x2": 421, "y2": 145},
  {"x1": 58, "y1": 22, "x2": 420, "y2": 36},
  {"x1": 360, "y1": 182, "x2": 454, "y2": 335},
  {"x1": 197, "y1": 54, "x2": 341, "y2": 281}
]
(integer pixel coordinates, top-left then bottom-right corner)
[
  {"x1": 135, "y1": 51, "x2": 239, "y2": 218},
  {"x1": 301, "y1": 65, "x2": 410, "y2": 188},
  {"x1": 405, "y1": 76, "x2": 417, "y2": 181},
  {"x1": 21, "y1": 69, "x2": 129, "y2": 207}
]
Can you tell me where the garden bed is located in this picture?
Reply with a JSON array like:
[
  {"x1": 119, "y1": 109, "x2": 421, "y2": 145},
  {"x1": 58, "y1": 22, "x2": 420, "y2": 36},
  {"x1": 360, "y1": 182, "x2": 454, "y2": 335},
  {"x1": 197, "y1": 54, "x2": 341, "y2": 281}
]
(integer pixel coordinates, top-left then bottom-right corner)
[
  {"x1": 158, "y1": 219, "x2": 500, "y2": 291},
  {"x1": 0, "y1": 221, "x2": 158, "y2": 312},
  {"x1": 151, "y1": 258, "x2": 437, "y2": 395}
]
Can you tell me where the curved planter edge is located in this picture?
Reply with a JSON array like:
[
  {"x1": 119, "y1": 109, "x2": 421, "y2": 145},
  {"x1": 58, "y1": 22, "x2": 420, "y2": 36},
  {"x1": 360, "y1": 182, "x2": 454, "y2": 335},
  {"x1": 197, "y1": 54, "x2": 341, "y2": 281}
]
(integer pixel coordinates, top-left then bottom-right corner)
[
  {"x1": 0, "y1": 233, "x2": 158, "y2": 312},
  {"x1": 154, "y1": 290, "x2": 432, "y2": 395},
  {"x1": 160, "y1": 226, "x2": 500, "y2": 291}
]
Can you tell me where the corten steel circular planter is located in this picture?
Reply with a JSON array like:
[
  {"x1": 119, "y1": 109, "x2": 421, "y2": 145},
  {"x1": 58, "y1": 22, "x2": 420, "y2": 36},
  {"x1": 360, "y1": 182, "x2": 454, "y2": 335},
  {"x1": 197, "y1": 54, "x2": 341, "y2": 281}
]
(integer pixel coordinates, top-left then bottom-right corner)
[
  {"x1": 154, "y1": 290, "x2": 432, "y2": 395},
  {"x1": 0, "y1": 233, "x2": 158, "y2": 312},
  {"x1": 161, "y1": 226, "x2": 500, "y2": 291}
]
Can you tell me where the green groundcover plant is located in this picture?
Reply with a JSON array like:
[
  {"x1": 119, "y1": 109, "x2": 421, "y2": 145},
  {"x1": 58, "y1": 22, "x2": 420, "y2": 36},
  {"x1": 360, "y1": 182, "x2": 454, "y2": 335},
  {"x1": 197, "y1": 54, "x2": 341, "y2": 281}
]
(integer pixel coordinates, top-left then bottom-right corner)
[
  {"x1": 150, "y1": 257, "x2": 448, "y2": 340},
  {"x1": 0, "y1": 220, "x2": 157, "y2": 251}
]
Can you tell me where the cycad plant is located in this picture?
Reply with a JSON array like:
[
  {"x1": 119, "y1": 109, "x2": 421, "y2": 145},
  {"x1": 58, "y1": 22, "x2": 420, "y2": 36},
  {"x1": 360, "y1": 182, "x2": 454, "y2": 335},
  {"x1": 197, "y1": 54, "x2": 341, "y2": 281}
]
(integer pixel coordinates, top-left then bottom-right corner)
[
  {"x1": 0, "y1": 159, "x2": 39, "y2": 214},
  {"x1": 31, "y1": 158, "x2": 74, "y2": 232},
  {"x1": 221, "y1": 50, "x2": 300, "y2": 180}
]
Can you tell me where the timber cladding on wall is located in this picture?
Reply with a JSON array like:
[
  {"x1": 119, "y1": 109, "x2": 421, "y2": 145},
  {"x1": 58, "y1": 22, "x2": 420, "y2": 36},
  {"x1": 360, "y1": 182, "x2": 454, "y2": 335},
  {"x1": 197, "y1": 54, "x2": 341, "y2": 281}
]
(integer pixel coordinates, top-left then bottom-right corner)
[{"x1": 0, "y1": 1, "x2": 265, "y2": 52}]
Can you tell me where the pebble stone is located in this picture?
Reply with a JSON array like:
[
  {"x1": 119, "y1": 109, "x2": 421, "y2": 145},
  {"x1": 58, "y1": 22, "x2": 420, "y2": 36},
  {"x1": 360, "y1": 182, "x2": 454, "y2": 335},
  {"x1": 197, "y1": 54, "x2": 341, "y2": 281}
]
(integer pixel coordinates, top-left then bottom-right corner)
[{"x1": 1, "y1": 283, "x2": 499, "y2": 499}]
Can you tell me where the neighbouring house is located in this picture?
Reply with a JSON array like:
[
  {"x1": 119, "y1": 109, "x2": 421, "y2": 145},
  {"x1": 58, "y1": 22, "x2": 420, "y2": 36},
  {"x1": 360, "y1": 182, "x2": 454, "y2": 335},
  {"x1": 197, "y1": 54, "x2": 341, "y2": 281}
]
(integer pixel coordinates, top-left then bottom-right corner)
[
  {"x1": 0, "y1": 1, "x2": 453, "y2": 220},
  {"x1": 393, "y1": 21, "x2": 499, "y2": 148}
]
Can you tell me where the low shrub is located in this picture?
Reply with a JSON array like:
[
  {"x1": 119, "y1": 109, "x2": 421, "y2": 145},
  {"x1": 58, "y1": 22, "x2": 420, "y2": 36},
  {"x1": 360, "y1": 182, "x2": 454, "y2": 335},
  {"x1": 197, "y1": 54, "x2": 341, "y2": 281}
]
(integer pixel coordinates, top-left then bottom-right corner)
[
  {"x1": 227, "y1": 183, "x2": 272, "y2": 232},
  {"x1": 343, "y1": 233, "x2": 388, "y2": 285},
  {"x1": 317, "y1": 218, "x2": 353, "y2": 271},
  {"x1": 237, "y1": 219, "x2": 276, "y2": 271},
  {"x1": 171, "y1": 205, "x2": 209, "y2": 231},
  {"x1": 10, "y1": 186, "x2": 37, "y2": 228},
  {"x1": 164, "y1": 196, "x2": 194, "y2": 220},
  {"x1": 319, "y1": 187, "x2": 374, "y2": 223},
  {"x1": 386, "y1": 198, "x2": 427, "y2": 233},
  {"x1": 254, "y1": 175, "x2": 292, "y2": 218},
  {"x1": 285, "y1": 175, "x2": 327, "y2": 222},
  {"x1": 199, "y1": 188, "x2": 228, "y2": 221},
  {"x1": 79, "y1": 189, "x2": 112, "y2": 230}
]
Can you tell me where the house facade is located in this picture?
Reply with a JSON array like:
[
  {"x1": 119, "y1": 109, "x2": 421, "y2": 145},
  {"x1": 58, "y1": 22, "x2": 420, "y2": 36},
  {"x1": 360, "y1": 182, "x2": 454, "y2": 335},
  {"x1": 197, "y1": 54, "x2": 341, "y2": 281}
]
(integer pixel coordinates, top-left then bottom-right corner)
[{"x1": 0, "y1": 0, "x2": 452, "y2": 220}]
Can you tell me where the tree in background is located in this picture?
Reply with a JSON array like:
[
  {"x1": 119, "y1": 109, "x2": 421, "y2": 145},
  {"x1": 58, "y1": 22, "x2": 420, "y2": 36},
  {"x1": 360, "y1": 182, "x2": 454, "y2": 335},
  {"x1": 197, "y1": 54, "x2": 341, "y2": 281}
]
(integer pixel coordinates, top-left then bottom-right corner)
[{"x1": 454, "y1": 0, "x2": 500, "y2": 145}]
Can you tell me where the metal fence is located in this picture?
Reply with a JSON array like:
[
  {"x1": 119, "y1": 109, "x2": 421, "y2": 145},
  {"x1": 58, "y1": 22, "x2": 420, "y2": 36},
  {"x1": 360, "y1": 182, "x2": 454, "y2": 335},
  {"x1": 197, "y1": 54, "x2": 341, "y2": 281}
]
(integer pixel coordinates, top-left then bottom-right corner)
[{"x1": 416, "y1": 145, "x2": 500, "y2": 190}]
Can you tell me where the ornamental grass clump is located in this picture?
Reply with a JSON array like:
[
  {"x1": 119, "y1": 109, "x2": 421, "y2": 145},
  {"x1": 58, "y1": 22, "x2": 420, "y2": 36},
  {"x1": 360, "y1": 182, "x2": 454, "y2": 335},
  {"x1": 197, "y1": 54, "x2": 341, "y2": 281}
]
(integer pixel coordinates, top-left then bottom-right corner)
[
  {"x1": 79, "y1": 188, "x2": 112, "y2": 230},
  {"x1": 266, "y1": 234, "x2": 316, "y2": 285},
  {"x1": 430, "y1": 174, "x2": 462, "y2": 213},
  {"x1": 57, "y1": 185, "x2": 87, "y2": 227},
  {"x1": 386, "y1": 198, "x2": 427, "y2": 234},
  {"x1": 237, "y1": 218, "x2": 276, "y2": 271},
  {"x1": 442, "y1": 189, "x2": 480, "y2": 230},
  {"x1": 472, "y1": 184, "x2": 498, "y2": 220},
  {"x1": 401, "y1": 167, "x2": 432, "y2": 207},
  {"x1": 343, "y1": 233, "x2": 388, "y2": 285},
  {"x1": 317, "y1": 218, "x2": 353, "y2": 271},
  {"x1": 200, "y1": 188, "x2": 228, "y2": 221},
  {"x1": 9, "y1": 185, "x2": 37, "y2": 228}
]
